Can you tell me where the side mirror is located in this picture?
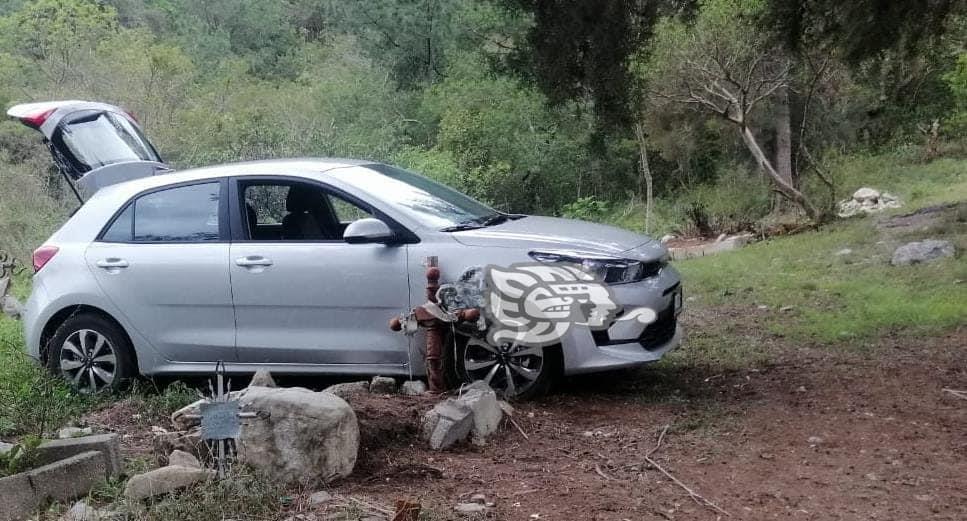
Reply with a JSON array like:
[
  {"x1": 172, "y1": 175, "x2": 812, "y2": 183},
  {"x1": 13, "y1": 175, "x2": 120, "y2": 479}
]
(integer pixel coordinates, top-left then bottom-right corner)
[{"x1": 343, "y1": 218, "x2": 396, "y2": 244}]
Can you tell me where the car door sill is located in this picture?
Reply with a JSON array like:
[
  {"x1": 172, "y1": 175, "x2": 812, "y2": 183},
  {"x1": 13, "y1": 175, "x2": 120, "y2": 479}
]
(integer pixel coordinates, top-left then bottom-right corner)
[{"x1": 145, "y1": 361, "x2": 411, "y2": 377}]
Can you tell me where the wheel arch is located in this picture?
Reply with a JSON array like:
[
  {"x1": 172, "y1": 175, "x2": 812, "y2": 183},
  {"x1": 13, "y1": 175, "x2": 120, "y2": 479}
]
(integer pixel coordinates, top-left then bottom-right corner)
[{"x1": 39, "y1": 304, "x2": 138, "y2": 369}]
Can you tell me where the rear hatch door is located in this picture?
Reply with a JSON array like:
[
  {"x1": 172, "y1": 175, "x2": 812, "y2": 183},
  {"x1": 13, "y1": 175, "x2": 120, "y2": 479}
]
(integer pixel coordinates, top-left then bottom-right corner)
[{"x1": 7, "y1": 100, "x2": 169, "y2": 198}]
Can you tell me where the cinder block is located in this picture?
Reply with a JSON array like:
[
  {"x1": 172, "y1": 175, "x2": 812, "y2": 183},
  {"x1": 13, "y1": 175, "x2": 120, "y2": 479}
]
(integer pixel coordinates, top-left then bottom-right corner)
[
  {"x1": 27, "y1": 450, "x2": 107, "y2": 504},
  {"x1": 36, "y1": 433, "x2": 122, "y2": 477},
  {"x1": 0, "y1": 473, "x2": 35, "y2": 521}
]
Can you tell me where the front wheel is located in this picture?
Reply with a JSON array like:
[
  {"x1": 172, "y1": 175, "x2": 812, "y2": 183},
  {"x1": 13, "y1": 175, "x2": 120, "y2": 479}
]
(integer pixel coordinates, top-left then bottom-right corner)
[
  {"x1": 45, "y1": 313, "x2": 137, "y2": 394},
  {"x1": 449, "y1": 334, "x2": 560, "y2": 400}
]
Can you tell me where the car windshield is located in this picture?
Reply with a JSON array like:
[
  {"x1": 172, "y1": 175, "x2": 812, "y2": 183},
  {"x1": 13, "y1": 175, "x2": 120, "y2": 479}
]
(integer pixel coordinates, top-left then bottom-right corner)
[
  {"x1": 344, "y1": 164, "x2": 498, "y2": 229},
  {"x1": 57, "y1": 111, "x2": 160, "y2": 172}
]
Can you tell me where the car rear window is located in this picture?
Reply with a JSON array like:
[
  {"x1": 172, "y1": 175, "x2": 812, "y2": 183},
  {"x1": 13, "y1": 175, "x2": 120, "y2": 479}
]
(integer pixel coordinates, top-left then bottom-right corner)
[{"x1": 100, "y1": 182, "x2": 221, "y2": 242}]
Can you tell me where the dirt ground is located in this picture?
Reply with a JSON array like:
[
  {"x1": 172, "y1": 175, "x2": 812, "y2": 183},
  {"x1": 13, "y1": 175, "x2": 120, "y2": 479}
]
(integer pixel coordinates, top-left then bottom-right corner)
[{"x1": 86, "y1": 321, "x2": 967, "y2": 521}]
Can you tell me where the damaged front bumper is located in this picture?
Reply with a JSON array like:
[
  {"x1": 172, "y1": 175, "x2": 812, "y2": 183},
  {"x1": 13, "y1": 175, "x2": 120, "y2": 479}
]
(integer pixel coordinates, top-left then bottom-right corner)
[{"x1": 559, "y1": 265, "x2": 683, "y2": 375}]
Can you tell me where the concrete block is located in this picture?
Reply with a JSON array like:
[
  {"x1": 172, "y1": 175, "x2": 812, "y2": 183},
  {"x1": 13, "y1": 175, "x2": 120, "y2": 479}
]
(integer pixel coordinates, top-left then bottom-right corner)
[
  {"x1": 27, "y1": 451, "x2": 106, "y2": 504},
  {"x1": 36, "y1": 433, "x2": 122, "y2": 477},
  {"x1": 0, "y1": 473, "x2": 35, "y2": 521}
]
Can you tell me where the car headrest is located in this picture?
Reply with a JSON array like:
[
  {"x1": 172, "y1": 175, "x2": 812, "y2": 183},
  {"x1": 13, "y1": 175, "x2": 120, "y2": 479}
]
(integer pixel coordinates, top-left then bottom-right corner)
[{"x1": 286, "y1": 185, "x2": 317, "y2": 212}]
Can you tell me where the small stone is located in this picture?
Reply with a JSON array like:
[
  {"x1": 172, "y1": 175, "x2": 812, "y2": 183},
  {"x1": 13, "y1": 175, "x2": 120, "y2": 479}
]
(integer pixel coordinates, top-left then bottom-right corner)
[
  {"x1": 250, "y1": 369, "x2": 277, "y2": 388},
  {"x1": 865, "y1": 472, "x2": 879, "y2": 481},
  {"x1": 369, "y1": 376, "x2": 397, "y2": 394},
  {"x1": 58, "y1": 427, "x2": 93, "y2": 439},
  {"x1": 124, "y1": 465, "x2": 216, "y2": 500},
  {"x1": 757, "y1": 305, "x2": 768, "y2": 310},
  {"x1": 0, "y1": 441, "x2": 13, "y2": 455},
  {"x1": 715, "y1": 233, "x2": 727, "y2": 243},
  {"x1": 891, "y1": 239, "x2": 955, "y2": 266},
  {"x1": 470, "y1": 493, "x2": 487, "y2": 504},
  {"x1": 308, "y1": 490, "x2": 334, "y2": 505},
  {"x1": 62, "y1": 500, "x2": 114, "y2": 521},
  {"x1": 422, "y1": 400, "x2": 473, "y2": 450},
  {"x1": 835, "y1": 248, "x2": 853, "y2": 256},
  {"x1": 167, "y1": 449, "x2": 201, "y2": 469},
  {"x1": 401, "y1": 380, "x2": 428, "y2": 396},
  {"x1": 796, "y1": 386, "x2": 807, "y2": 393},
  {"x1": 759, "y1": 453, "x2": 774, "y2": 460},
  {"x1": 454, "y1": 502, "x2": 488, "y2": 514},
  {"x1": 916, "y1": 494, "x2": 933, "y2": 502},
  {"x1": 779, "y1": 306, "x2": 794, "y2": 312},
  {"x1": 807, "y1": 436, "x2": 823, "y2": 445},
  {"x1": 323, "y1": 381, "x2": 370, "y2": 400},
  {"x1": 852, "y1": 187, "x2": 880, "y2": 202}
]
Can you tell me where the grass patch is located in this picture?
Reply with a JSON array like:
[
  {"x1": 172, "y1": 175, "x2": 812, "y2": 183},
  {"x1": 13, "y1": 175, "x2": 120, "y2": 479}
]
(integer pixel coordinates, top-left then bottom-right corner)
[{"x1": 676, "y1": 206, "x2": 966, "y2": 344}]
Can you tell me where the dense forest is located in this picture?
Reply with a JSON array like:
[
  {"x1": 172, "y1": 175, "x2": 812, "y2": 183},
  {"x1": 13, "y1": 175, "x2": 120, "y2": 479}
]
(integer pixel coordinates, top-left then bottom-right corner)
[{"x1": 0, "y1": 0, "x2": 964, "y2": 260}]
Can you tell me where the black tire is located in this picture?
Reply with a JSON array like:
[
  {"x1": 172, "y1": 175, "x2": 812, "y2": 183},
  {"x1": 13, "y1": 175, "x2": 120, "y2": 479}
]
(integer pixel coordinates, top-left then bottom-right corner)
[
  {"x1": 45, "y1": 312, "x2": 137, "y2": 394},
  {"x1": 445, "y1": 331, "x2": 561, "y2": 400}
]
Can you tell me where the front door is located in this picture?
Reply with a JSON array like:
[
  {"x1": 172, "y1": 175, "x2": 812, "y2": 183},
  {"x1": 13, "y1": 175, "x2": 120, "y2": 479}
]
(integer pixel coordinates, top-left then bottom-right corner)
[
  {"x1": 85, "y1": 180, "x2": 237, "y2": 362},
  {"x1": 228, "y1": 178, "x2": 411, "y2": 367}
]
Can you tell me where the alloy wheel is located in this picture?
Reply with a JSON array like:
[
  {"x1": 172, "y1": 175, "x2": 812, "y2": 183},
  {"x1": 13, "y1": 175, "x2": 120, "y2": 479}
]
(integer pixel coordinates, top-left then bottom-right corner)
[
  {"x1": 59, "y1": 329, "x2": 117, "y2": 393},
  {"x1": 463, "y1": 337, "x2": 544, "y2": 398}
]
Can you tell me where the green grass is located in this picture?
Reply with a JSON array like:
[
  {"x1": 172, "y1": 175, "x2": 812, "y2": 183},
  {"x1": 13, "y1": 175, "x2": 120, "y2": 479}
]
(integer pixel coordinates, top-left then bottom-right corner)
[{"x1": 676, "y1": 202, "x2": 967, "y2": 345}]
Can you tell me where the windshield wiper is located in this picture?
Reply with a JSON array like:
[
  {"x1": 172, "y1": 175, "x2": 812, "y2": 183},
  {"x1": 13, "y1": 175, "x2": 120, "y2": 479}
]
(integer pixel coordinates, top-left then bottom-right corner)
[
  {"x1": 440, "y1": 220, "x2": 486, "y2": 232},
  {"x1": 479, "y1": 213, "x2": 510, "y2": 226}
]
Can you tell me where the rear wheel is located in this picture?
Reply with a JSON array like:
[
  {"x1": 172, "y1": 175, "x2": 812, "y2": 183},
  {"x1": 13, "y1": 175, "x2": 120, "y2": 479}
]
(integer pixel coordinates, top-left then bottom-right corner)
[
  {"x1": 45, "y1": 313, "x2": 137, "y2": 394},
  {"x1": 448, "y1": 333, "x2": 560, "y2": 400}
]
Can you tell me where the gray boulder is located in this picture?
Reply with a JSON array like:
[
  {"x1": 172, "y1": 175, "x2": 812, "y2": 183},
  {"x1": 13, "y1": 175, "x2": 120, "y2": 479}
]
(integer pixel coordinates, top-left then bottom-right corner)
[
  {"x1": 237, "y1": 386, "x2": 359, "y2": 483},
  {"x1": 369, "y1": 376, "x2": 397, "y2": 394},
  {"x1": 57, "y1": 427, "x2": 93, "y2": 439},
  {"x1": 123, "y1": 465, "x2": 215, "y2": 500},
  {"x1": 891, "y1": 239, "x2": 955, "y2": 266},
  {"x1": 62, "y1": 500, "x2": 115, "y2": 521},
  {"x1": 456, "y1": 382, "x2": 503, "y2": 445},
  {"x1": 421, "y1": 400, "x2": 473, "y2": 450}
]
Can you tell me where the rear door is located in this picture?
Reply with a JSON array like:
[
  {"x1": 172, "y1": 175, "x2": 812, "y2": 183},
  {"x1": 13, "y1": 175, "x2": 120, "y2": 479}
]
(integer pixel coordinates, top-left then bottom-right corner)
[
  {"x1": 84, "y1": 180, "x2": 237, "y2": 363},
  {"x1": 7, "y1": 100, "x2": 168, "y2": 198}
]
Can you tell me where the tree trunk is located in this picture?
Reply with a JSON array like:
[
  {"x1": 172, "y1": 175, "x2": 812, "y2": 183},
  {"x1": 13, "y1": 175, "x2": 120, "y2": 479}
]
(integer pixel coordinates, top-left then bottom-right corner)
[
  {"x1": 774, "y1": 86, "x2": 794, "y2": 212},
  {"x1": 739, "y1": 125, "x2": 823, "y2": 222},
  {"x1": 634, "y1": 122, "x2": 654, "y2": 234}
]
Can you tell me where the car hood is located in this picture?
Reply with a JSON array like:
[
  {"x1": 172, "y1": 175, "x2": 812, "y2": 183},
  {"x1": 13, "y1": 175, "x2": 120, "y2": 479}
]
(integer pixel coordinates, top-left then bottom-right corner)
[{"x1": 449, "y1": 216, "x2": 659, "y2": 258}]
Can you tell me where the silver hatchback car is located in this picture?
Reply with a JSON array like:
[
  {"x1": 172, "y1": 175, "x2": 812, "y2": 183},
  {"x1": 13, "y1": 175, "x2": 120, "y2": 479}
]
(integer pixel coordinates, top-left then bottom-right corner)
[{"x1": 11, "y1": 100, "x2": 682, "y2": 398}]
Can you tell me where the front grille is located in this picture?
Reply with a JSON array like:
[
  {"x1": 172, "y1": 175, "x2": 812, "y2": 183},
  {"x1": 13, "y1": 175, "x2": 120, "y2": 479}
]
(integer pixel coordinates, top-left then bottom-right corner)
[
  {"x1": 638, "y1": 303, "x2": 677, "y2": 350},
  {"x1": 591, "y1": 301, "x2": 678, "y2": 350}
]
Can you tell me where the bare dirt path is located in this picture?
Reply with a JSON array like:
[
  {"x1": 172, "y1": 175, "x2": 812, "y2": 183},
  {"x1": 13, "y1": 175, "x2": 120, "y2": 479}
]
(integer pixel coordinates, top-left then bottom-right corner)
[{"x1": 339, "y1": 328, "x2": 967, "y2": 521}]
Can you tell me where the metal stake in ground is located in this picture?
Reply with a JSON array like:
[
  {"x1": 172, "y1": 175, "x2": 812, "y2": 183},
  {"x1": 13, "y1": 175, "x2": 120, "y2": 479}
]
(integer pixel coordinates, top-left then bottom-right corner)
[{"x1": 198, "y1": 361, "x2": 259, "y2": 478}]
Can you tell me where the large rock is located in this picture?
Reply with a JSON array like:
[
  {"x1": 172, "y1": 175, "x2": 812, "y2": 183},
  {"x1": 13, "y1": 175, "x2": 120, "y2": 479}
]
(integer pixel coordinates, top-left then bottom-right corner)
[
  {"x1": 167, "y1": 450, "x2": 201, "y2": 469},
  {"x1": 838, "y1": 187, "x2": 901, "y2": 217},
  {"x1": 852, "y1": 187, "x2": 881, "y2": 202},
  {"x1": 36, "y1": 434, "x2": 123, "y2": 478},
  {"x1": 891, "y1": 239, "x2": 955, "y2": 266},
  {"x1": 456, "y1": 382, "x2": 503, "y2": 445},
  {"x1": 237, "y1": 386, "x2": 359, "y2": 483},
  {"x1": 421, "y1": 400, "x2": 473, "y2": 450},
  {"x1": 124, "y1": 465, "x2": 215, "y2": 500}
]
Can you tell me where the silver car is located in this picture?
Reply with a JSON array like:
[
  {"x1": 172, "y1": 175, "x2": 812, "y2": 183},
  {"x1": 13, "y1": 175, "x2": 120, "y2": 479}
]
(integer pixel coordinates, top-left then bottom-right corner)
[{"x1": 11, "y1": 100, "x2": 682, "y2": 398}]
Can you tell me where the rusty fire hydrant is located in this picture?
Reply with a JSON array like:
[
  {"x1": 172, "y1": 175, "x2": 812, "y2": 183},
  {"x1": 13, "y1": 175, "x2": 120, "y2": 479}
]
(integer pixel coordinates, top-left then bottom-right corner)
[{"x1": 389, "y1": 258, "x2": 479, "y2": 393}]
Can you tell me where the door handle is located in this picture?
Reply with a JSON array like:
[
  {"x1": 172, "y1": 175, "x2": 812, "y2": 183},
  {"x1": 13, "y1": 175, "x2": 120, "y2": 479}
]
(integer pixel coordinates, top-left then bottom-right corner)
[
  {"x1": 95, "y1": 258, "x2": 129, "y2": 269},
  {"x1": 235, "y1": 256, "x2": 273, "y2": 267}
]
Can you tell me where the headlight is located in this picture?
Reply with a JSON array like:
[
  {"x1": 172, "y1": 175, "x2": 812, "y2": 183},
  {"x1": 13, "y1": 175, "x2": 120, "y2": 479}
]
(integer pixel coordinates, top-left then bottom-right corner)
[{"x1": 528, "y1": 250, "x2": 666, "y2": 284}]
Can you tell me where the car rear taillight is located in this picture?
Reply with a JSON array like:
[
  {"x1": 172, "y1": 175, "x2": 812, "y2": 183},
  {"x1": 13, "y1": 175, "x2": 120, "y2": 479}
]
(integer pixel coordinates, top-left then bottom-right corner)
[
  {"x1": 20, "y1": 107, "x2": 56, "y2": 128},
  {"x1": 32, "y1": 245, "x2": 59, "y2": 272}
]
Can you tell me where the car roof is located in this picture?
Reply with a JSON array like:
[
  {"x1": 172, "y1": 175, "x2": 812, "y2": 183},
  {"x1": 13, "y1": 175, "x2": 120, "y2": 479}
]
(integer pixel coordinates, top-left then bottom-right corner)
[{"x1": 91, "y1": 158, "x2": 378, "y2": 200}]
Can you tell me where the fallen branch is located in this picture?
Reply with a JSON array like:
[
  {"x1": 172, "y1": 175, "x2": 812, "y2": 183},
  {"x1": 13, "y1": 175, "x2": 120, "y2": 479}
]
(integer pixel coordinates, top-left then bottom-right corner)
[
  {"x1": 942, "y1": 388, "x2": 967, "y2": 400},
  {"x1": 508, "y1": 416, "x2": 530, "y2": 440},
  {"x1": 643, "y1": 425, "x2": 731, "y2": 517},
  {"x1": 594, "y1": 463, "x2": 616, "y2": 481}
]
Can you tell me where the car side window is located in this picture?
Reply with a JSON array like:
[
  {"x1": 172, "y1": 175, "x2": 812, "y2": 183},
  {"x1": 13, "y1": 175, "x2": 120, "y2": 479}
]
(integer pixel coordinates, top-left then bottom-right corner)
[
  {"x1": 102, "y1": 182, "x2": 220, "y2": 243},
  {"x1": 241, "y1": 181, "x2": 373, "y2": 241}
]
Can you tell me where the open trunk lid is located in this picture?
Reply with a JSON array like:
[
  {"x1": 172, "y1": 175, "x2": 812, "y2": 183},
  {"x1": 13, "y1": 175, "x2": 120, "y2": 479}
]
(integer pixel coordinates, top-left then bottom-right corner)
[{"x1": 7, "y1": 100, "x2": 170, "y2": 199}]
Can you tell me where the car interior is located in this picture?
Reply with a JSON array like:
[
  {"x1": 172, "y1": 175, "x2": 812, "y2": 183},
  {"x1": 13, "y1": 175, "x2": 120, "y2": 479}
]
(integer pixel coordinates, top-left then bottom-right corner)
[{"x1": 242, "y1": 183, "x2": 373, "y2": 241}]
